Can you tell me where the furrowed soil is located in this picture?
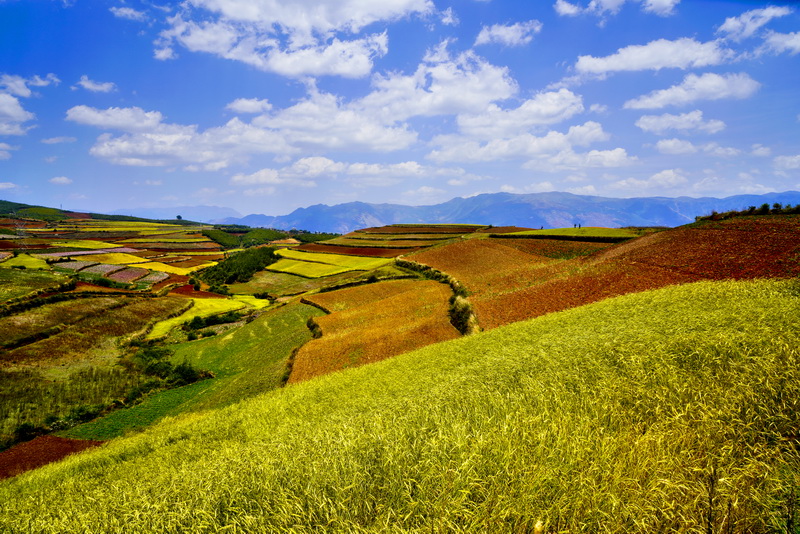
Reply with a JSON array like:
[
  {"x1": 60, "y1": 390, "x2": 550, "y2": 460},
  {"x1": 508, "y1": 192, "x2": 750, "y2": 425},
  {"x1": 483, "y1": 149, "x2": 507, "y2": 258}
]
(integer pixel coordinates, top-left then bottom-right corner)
[
  {"x1": 408, "y1": 217, "x2": 800, "y2": 330},
  {"x1": 289, "y1": 279, "x2": 458, "y2": 383}
]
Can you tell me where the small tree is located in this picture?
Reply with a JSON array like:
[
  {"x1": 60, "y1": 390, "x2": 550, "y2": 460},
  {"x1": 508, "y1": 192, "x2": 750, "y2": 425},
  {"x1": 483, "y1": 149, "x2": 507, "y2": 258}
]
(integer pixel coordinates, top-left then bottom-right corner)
[{"x1": 176, "y1": 215, "x2": 182, "y2": 220}]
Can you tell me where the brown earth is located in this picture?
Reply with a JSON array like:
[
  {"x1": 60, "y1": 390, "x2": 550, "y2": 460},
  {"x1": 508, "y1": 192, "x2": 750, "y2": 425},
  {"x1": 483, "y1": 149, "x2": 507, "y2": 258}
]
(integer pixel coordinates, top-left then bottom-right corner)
[
  {"x1": 0, "y1": 436, "x2": 104, "y2": 480},
  {"x1": 297, "y1": 242, "x2": 422, "y2": 257},
  {"x1": 408, "y1": 217, "x2": 800, "y2": 330}
]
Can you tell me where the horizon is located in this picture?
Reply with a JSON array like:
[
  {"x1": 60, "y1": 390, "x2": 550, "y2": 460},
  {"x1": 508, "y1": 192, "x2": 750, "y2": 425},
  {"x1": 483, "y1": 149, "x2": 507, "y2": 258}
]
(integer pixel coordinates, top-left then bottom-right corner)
[{"x1": 1, "y1": 1, "x2": 799, "y2": 216}]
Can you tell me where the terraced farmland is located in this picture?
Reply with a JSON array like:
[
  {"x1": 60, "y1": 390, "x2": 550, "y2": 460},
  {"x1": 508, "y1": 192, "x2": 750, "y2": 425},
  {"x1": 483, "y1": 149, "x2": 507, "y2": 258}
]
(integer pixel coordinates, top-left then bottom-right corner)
[
  {"x1": 267, "y1": 249, "x2": 392, "y2": 278},
  {"x1": 289, "y1": 279, "x2": 458, "y2": 383}
]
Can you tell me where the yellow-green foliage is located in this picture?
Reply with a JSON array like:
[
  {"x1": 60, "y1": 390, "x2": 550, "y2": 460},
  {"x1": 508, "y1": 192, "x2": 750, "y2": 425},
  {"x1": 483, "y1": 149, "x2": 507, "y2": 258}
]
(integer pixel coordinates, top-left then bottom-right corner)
[
  {"x1": 50, "y1": 240, "x2": 122, "y2": 249},
  {"x1": 146, "y1": 298, "x2": 248, "y2": 339},
  {"x1": 510, "y1": 226, "x2": 639, "y2": 238},
  {"x1": 0, "y1": 269, "x2": 68, "y2": 302},
  {"x1": 230, "y1": 295, "x2": 273, "y2": 309},
  {"x1": 2, "y1": 280, "x2": 798, "y2": 531},
  {"x1": 0, "y1": 253, "x2": 50, "y2": 270},
  {"x1": 78, "y1": 252, "x2": 149, "y2": 265},
  {"x1": 119, "y1": 238, "x2": 211, "y2": 243},
  {"x1": 267, "y1": 258, "x2": 356, "y2": 278},
  {"x1": 135, "y1": 261, "x2": 216, "y2": 275},
  {"x1": 277, "y1": 248, "x2": 392, "y2": 269}
]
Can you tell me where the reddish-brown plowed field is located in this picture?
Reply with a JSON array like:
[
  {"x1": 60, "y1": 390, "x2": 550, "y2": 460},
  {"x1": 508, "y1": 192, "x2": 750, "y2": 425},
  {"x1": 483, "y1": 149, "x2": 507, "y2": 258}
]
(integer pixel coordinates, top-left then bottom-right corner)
[
  {"x1": 476, "y1": 226, "x2": 534, "y2": 234},
  {"x1": 297, "y1": 243, "x2": 421, "y2": 257},
  {"x1": 169, "y1": 284, "x2": 222, "y2": 298},
  {"x1": 484, "y1": 237, "x2": 612, "y2": 258},
  {"x1": 289, "y1": 280, "x2": 458, "y2": 383},
  {"x1": 151, "y1": 273, "x2": 189, "y2": 291},
  {"x1": 407, "y1": 217, "x2": 800, "y2": 330},
  {"x1": 0, "y1": 436, "x2": 104, "y2": 480},
  {"x1": 139, "y1": 242, "x2": 221, "y2": 251},
  {"x1": 356, "y1": 225, "x2": 486, "y2": 234}
]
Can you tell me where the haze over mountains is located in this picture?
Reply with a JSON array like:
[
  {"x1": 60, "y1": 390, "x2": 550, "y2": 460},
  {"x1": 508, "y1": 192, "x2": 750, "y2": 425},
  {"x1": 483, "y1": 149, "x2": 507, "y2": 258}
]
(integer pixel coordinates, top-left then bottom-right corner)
[{"x1": 118, "y1": 191, "x2": 800, "y2": 233}]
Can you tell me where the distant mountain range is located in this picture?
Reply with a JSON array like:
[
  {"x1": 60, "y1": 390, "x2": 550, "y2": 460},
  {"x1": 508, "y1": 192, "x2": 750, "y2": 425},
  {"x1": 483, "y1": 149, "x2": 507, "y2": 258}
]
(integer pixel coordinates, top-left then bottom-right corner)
[
  {"x1": 211, "y1": 191, "x2": 800, "y2": 233},
  {"x1": 110, "y1": 205, "x2": 242, "y2": 222}
]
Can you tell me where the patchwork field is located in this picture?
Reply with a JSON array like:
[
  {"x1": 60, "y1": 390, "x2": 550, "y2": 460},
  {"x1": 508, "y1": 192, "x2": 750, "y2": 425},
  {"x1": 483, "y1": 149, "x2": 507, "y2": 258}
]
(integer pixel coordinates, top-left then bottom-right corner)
[{"x1": 289, "y1": 279, "x2": 459, "y2": 383}]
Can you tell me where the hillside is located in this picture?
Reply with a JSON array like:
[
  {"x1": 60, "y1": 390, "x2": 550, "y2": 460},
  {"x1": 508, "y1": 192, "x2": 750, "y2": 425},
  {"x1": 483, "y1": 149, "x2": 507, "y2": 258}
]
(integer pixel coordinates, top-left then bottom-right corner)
[
  {"x1": 0, "y1": 208, "x2": 799, "y2": 530},
  {"x1": 1, "y1": 279, "x2": 798, "y2": 531}
]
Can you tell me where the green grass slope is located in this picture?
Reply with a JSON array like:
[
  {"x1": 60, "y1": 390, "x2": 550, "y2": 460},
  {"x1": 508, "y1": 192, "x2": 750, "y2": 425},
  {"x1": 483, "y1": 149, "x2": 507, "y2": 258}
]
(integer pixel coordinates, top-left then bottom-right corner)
[
  {"x1": 64, "y1": 302, "x2": 324, "y2": 440},
  {"x1": 1, "y1": 280, "x2": 799, "y2": 532}
]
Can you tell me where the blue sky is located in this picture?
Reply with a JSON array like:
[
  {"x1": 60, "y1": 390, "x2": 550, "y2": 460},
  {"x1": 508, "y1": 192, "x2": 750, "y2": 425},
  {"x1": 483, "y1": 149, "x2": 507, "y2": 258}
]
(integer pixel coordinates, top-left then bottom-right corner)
[{"x1": 1, "y1": 0, "x2": 799, "y2": 216}]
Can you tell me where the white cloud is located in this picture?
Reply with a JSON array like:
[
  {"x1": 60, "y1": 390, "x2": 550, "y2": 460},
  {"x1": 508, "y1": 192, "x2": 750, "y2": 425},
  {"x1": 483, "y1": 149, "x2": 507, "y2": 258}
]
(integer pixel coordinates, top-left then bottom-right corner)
[
  {"x1": 717, "y1": 6, "x2": 792, "y2": 41},
  {"x1": 42, "y1": 136, "x2": 77, "y2": 144},
  {"x1": 110, "y1": 6, "x2": 147, "y2": 21},
  {"x1": 49, "y1": 176, "x2": 73, "y2": 185},
  {"x1": 402, "y1": 185, "x2": 447, "y2": 204},
  {"x1": 358, "y1": 47, "x2": 518, "y2": 122},
  {"x1": 256, "y1": 90, "x2": 417, "y2": 152},
  {"x1": 0, "y1": 182, "x2": 18, "y2": 190},
  {"x1": 553, "y1": 0, "x2": 680, "y2": 18},
  {"x1": 612, "y1": 168, "x2": 687, "y2": 192},
  {"x1": 66, "y1": 105, "x2": 164, "y2": 132},
  {"x1": 456, "y1": 89, "x2": 583, "y2": 138},
  {"x1": 623, "y1": 72, "x2": 760, "y2": 109},
  {"x1": 702, "y1": 142, "x2": 739, "y2": 157},
  {"x1": 589, "y1": 103, "x2": 608, "y2": 114},
  {"x1": 539, "y1": 147, "x2": 636, "y2": 171},
  {"x1": 635, "y1": 110, "x2": 725, "y2": 135},
  {"x1": 162, "y1": 16, "x2": 390, "y2": 78},
  {"x1": 226, "y1": 98, "x2": 272, "y2": 114},
  {"x1": 762, "y1": 31, "x2": 800, "y2": 55},
  {"x1": 440, "y1": 7, "x2": 458, "y2": 26},
  {"x1": 0, "y1": 73, "x2": 60, "y2": 98},
  {"x1": 0, "y1": 142, "x2": 16, "y2": 160},
  {"x1": 230, "y1": 168, "x2": 284, "y2": 185},
  {"x1": 429, "y1": 121, "x2": 609, "y2": 163},
  {"x1": 73, "y1": 75, "x2": 117, "y2": 93},
  {"x1": 656, "y1": 138, "x2": 696, "y2": 154},
  {"x1": 554, "y1": 0, "x2": 581, "y2": 16},
  {"x1": 474, "y1": 20, "x2": 543, "y2": 47},
  {"x1": 575, "y1": 38, "x2": 731, "y2": 75},
  {"x1": 159, "y1": 0, "x2": 433, "y2": 78},
  {"x1": 775, "y1": 154, "x2": 800, "y2": 170},
  {"x1": 0, "y1": 94, "x2": 35, "y2": 135},
  {"x1": 751, "y1": 144, "x2": 771, "y2": 157},
  {"x1": 154, "y1": 46, "x2": 177, "y2": 60}
]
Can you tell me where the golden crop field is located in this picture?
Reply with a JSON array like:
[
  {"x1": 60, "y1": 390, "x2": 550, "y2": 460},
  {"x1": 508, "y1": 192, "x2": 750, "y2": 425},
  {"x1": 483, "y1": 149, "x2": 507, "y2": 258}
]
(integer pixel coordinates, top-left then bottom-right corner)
[{"x1": 289, "y1": 280, "x2": 458, "y2": 382}]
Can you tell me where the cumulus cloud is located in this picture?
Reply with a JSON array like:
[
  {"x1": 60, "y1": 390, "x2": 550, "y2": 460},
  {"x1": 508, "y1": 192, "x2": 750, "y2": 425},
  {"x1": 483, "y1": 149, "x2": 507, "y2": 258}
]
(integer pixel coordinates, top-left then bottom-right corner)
[
  {"x1": 226, "y1": 98, "x2": 272, "y2": 114},
  {"x1": 0, "y1": 93, "x2": 35, "y2": 135},
  {"x1": 357, "y1": 46, "x2": 518, "y2": 122},
  {"x1": 456, "y1": 89, "x2": 583, "y2": 138},
  {"x1": 158, "y1": 0, "x2": 432, "y2": 78},
  {"x1": 42, "y1": 136, "x2": 77, "y2": 144},
  {"x1": 553, "y1": 0, "x2": 680, "y2": 18},
  {"x1": 73, "y1": 75, "x2": 117, "y2": 93},
  {"x1": 0, "y1": 142, "x2": 16, "y2": 160},
  {"x1": 612, "y1": 168, "x2": 687, "y2": 193},
  {"x1": 717, "y1": 6, "x2": 792, "y2": 41},
  {"x1": 762, "y1": 31, "x2": 800, "y2": 55},
  {"x1": 575, "y1": 38, "x2": 732, "y2": 75},
  {"x1": 429, "y1": 121, "x2": 611, "y2": 164},
  {"x1": 66, "y1": 105, "x2": 164, "y2": 132},
  {"x1": 440, "y1": 7, "x2": 458, "y2": 26},
  {"x1": 635, "y1": 110, "x2": 725, "y2": 135},
  {"x1": 110, "y1": 6, "x2": 147, "y2": 21},
  {"x1": 751, "y1": 144, "x2": 771, "y2": 157},
  {"x1": 656, "y1": 138, "x2": 697, "y2": 154},
  {"x1": 474, "y1": 20, "x2": 543, "y2": 47},
  {"x1": 0, "y1": 73, "x2": 60, "y2": 98},
  {"x1": 623, "y1": 72, "x2": 760, "y2": 109},
  {"x1": 774, "y1": 154, "x2": 800, "y2": 170},
  {"x1": 0, "y1": 182, "x2": 18, "y2": 190},
  {"x1": 49, "y1": 176, "x2": 73, "y2": 185}
]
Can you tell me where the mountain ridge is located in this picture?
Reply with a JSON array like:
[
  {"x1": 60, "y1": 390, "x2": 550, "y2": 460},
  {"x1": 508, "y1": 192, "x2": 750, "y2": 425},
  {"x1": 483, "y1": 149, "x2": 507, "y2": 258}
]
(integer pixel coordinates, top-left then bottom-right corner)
[{"x1": 214, "y1": 191, "x2": 800, "y2": 233}]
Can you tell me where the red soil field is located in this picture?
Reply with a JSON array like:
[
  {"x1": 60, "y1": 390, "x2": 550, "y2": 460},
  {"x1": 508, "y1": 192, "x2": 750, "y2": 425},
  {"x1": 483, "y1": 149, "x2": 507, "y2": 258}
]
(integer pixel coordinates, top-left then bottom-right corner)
[
  {"x1": 151, "y1": 273, "x2": 189, "y2": 292},
  {"x1": 297, "y1": 242, "x2": 421, "y2": 257},
  {"x1": 289, "y1": 280, "x2": 458, "y2": 383},
  {"x1": 0, "y1": 436, "x2": 104, "y2": 480},
  {"x1": 355, "y1": 225, "x2": 487, "y2": 234},
  {"x1": 408, "y1": 217, "x2": 800, "y2": 330},
  {"x1": 168, "y1": 284, "x2": 223, "y2": 298}
]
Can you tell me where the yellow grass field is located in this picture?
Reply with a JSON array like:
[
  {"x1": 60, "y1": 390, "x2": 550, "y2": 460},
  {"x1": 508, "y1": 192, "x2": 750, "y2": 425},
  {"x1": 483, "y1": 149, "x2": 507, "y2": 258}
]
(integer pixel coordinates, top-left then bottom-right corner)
[
  {"x1": 50, "y1": 240, "x2": 123, "y2": 249},
  {"x1": 77, "y1": 253, "x2": 150, "y2": 265},
  {"x1": 135, "y1": 261, "x2": 216, "y2": 276},
  {"x1": 289, "y1": 280, "x2": 458, "y2": 382},
  {"x1": 0, "y1": 253, "x2": 50, "y2": 270},
  {"x1": 147, "y1": 298, "x2": 248, "y2": 339}
]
